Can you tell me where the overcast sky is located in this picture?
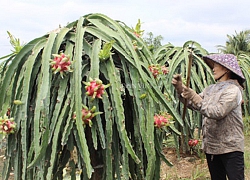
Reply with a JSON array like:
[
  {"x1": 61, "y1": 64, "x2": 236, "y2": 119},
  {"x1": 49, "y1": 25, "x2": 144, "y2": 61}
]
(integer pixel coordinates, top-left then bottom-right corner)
[{"x1": 0, "y1": 0, "x2": 250, "y2": 57}]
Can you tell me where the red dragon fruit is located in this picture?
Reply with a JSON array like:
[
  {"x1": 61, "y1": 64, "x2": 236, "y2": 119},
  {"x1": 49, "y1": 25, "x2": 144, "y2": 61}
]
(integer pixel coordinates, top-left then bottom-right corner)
[
  {"x1": 0, "y1": 115, "x2": 16, "y2": 135},
  {"x1": 83, "y1": 78, "x2": 110, "y2": 100},
  {"x1": 73, "y1": 105, "x2": 102, "y2": 127},
  {"x1": 148, "y1": 64, "x2": 169, "y2": 78},
  {"x1": 161, "y1": 65, "x2": 169, "y2": 75},
  {"x1": 149, "y1": 64, "x2": 160, "y2": 78},
  {"x1": 154, "y1": 112, "x2": 174, "y2": 129},
  {"x1": 188, "y1": 139, "x2": 199, "y2": 147},
  {"x1": 50, "y1": 52, "x2": 72, "y2": 78}
]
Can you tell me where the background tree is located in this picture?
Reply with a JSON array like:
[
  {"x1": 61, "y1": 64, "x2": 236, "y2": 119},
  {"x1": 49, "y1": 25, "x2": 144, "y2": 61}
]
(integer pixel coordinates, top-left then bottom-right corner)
[
  {"x1": 143, "y1": 32, "x2": 163, "y2": 52},
  {"x1": 217, "y1": 30, "x2": 250, "y2": 55}
]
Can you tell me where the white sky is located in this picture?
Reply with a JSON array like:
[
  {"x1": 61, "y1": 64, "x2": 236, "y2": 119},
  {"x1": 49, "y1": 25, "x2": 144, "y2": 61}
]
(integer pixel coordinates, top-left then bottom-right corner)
[{"x1": 0, "y1": 0, "x2": 250, "y2": 57}]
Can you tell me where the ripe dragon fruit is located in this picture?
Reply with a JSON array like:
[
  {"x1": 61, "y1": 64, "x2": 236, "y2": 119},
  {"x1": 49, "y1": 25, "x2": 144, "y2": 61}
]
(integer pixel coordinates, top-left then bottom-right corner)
[
  {"x1": 188, "y1": 139, "x2": 199, "y2": 147},
  {"x1": 73, "y1": 105, "x2": 102, "y2": 127},
  {"x1": 0, "y1": 115, "x2": 16, "y2": 135},
  {"x1": 83, "y1": 78, "x2": 110, "y2": 100},
  {"x1": 154, "y1": 112, "x2": 174, "y2": 129},
  {"x1": 148, "y1": 64, "x2": 169, "y2": 78},
  {"x1": 161, "y1": 65, "x2": 169, "y2": 75},
  {"x1": 50, "y1": 52, "x2": 72, "y2": 78},
  {"x1": 149, "y1": 64, "x2": 160, "y2": 78}
]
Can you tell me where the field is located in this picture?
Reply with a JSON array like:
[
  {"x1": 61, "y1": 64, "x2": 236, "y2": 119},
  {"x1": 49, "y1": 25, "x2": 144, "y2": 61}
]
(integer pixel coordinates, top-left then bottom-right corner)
[{"x1": 1, "y1": 135, "x2": 250, "y2": 180}]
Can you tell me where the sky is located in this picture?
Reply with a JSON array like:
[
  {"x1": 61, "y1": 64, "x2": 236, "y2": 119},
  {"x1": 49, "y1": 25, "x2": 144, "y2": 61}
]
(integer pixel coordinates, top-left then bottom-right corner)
[{"x1": 0, "y1": 0, "x2": 250, "y2": 57}]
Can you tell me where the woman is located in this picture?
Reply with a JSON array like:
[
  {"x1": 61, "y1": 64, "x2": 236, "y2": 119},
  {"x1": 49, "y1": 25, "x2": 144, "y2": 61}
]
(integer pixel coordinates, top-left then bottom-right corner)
[{"x1": 172, "y1": 54, "x2": 245, "y2": 180}]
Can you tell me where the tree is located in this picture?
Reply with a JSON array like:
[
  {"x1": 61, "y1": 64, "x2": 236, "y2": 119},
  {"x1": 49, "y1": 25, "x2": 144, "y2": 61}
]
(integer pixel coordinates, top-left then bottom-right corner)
[
  {"x1": 143, "y1": 32, "x2": 163, "y2": 52},
  {"x1": 217, "y1": 30, "x2": 250, "y2": 55}
]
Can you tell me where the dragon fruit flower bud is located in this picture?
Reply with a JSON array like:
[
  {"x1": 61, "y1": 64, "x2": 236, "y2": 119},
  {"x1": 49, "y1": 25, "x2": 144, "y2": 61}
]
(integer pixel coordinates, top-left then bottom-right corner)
[{"x1": 13, "y1": 100, "x2": 23, "y2": 105}]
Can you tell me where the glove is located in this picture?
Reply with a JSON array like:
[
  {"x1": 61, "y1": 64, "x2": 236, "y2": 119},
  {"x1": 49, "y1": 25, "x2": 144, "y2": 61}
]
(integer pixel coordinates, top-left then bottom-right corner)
[
  {"x1": 172, "y1": 74, "x2": 184, "y2": 94},
  {"x1": 182, "y1": 86, "x2": 202, "y2": 105}
]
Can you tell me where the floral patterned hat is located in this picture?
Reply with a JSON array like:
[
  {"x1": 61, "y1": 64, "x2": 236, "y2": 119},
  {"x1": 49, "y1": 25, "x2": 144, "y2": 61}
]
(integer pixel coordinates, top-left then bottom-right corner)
[{"x1": 203, "y1": 54, "x2": 245, "y2": 83}]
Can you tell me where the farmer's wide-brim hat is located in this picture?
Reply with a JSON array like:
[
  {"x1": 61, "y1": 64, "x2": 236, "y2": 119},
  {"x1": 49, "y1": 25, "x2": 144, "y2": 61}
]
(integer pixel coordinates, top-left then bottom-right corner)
[{"x1": 203, "y1": 54, "x2": 245, "y2": 83}]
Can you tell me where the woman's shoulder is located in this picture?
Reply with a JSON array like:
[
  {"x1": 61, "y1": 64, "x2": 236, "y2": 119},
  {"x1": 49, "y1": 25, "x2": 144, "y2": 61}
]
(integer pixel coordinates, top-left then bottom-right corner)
[
  {"x1": 222, "y1": 80, "x2": 243, "y2": 93},
  {"x1": 203, "y1": 80, "x2": 241, "y2": 94}
]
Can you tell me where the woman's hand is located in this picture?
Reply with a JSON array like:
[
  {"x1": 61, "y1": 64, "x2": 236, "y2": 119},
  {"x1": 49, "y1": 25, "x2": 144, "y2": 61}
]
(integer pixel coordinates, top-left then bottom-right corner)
[
  {"x1": 181, "y1": 86, "x2": 202, "y2": 105},
  {"x1": 172, "y1": 74, "x2": 183, "y2": 94}
]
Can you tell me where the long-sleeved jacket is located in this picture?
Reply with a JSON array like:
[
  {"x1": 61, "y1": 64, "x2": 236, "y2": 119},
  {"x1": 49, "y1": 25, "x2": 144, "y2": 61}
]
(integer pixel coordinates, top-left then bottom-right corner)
[{"x1": 188, "y1": 79, "x2": 244, "y2": 155}]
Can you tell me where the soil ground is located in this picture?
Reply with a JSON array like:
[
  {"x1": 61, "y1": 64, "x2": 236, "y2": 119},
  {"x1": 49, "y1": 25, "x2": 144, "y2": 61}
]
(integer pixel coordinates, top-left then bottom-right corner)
[{"x1": 160, "y1": 147, "x2": 210, "y2": 179}]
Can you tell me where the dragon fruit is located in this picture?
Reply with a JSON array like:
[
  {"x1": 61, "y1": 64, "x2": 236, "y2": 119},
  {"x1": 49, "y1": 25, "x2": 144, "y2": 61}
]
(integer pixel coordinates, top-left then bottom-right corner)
[
  {"x1": 148, "y1": 64, "x2": 169, "y2": 78},
  {"x1": 83, "y1": 78, "x2": 110, "y2": 100},
  {"x1": 154, "y1": 112, "x2": 174, "y2": 129},
  {"x1": 161, "y1": 65, "x2": 169, "y2": 75},
  {"x1": 50, "y1": 52, "x2": 72, "y2": 78},
  {"x1": 73, "y1": 105, "x2": 102, "y2": 127},
  {"x1": 149, "y1": 64, "x2": 160, "y2": 78},
  {"x1": 0, "y1": 115, "x2": 16, "y2": 135},
  {"x1": 188, "y1": 139, "x2": 199, "y2": 147}
]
